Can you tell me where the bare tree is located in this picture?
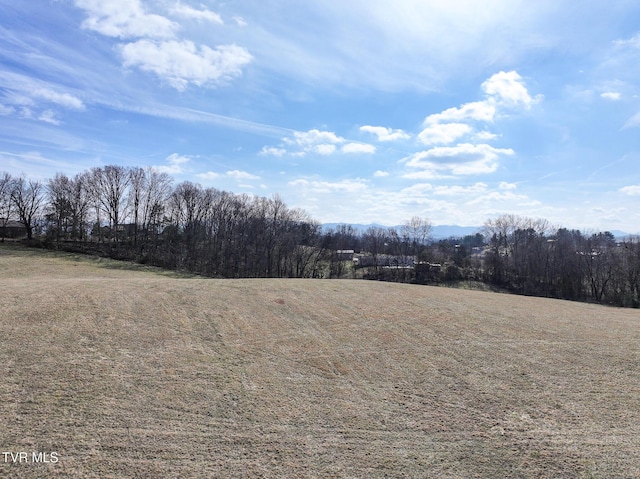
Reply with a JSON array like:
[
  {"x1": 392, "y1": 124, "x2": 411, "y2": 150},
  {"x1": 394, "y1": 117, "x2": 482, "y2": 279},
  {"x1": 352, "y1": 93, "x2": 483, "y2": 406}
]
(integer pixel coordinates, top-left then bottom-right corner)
[
  {"x1": 0, "y1": 172, "x2": 14, "y2": 242},
  {"x1": 482, "y1": 214, "x2": 549, "y2": 287},
  {"x1": 46, "y1": 173, "x2": 91, "y2": 242},
  {"x1": 401, "y1": 216, "x2": 432, "y2": 259},
  {"x1": 140, "y1": 168, "x2": 172, "y2": 240},
  {"x1": 46, "y1": 173, "x2": 73, "y2": 242},
  {"x1": 361, "y1": 226, "x2": 389, "y2": 277},
  {"x1": 88, "y1": 166, "x2": 131, "y2": 241},
  {"x1": 578, "y1": 231, "x2": 617, "y2": 303},
  {"x1": 169, "y1": 181, "x2": 210, "y2": 270},
  {"x1": 10, "y1": 177, "x2": 45, "y2": 240},
  {"x1": 128, "y1": 167, "x2": 146, "y2": 245}
]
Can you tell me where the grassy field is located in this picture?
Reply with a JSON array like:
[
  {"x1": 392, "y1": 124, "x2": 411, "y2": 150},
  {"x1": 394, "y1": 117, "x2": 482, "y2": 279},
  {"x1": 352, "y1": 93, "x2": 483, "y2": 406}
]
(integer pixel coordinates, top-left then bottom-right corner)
[{"x1": 1, "y1": 243, "x2": 639, "y2": 478}]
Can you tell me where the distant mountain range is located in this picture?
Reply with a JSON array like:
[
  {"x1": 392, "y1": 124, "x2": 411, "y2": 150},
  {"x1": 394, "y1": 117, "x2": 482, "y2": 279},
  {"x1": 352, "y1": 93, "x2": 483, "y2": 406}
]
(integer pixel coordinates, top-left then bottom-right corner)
[
  {"x1": 321, "y1": 223, "x2": 482, "y2": 239},
  {"x1": 321, "y1": 223, "x2": 634, "y2": 240}
]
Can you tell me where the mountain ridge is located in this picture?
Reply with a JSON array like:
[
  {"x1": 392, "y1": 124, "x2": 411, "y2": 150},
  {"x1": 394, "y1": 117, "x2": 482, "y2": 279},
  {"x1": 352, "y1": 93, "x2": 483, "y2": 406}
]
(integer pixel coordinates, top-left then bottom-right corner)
[{"x1": 321, "y1": 223, "x2": 633, "y2": 240}]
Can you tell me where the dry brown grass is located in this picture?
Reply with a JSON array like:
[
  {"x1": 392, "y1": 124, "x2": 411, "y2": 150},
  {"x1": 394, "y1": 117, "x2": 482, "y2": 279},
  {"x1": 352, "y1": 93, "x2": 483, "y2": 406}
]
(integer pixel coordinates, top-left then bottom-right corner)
[{"x1": 1, "y1": 243, "x2": 639, "y2": 478}]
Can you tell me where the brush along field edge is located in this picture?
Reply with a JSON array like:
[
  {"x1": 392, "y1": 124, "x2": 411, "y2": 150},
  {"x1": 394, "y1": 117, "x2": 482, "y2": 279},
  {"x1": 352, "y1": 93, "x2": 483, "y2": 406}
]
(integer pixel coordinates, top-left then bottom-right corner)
[{"x1": 1, "y1": 244, "x2": 639, "y2": 478}]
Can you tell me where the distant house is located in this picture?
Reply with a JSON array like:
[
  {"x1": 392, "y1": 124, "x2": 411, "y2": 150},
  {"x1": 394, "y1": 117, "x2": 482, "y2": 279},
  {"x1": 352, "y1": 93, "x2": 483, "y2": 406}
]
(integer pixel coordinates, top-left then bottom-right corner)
[
  {"x1": 354, "y1": 254, "x2": 417, "y2": 268},
  {"x1": 115, "y1": 223, "x2": 137, "y2": 238},
  {"x1": 0, "y1": 219, "x2": 27, "y2": 239},
  {"x1": 336, "y1": 249, "x2": 355, "y2": 260},
  {"x1": 91, "y1": 223, "x2": 139, "y2": 241}
]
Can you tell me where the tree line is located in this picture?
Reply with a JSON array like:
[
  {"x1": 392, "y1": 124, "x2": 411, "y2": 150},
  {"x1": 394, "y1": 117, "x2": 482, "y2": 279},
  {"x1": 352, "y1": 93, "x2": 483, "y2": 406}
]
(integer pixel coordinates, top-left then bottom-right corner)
[{"x1": 1, "y1": 167, "x2": 639, "y2": 307}]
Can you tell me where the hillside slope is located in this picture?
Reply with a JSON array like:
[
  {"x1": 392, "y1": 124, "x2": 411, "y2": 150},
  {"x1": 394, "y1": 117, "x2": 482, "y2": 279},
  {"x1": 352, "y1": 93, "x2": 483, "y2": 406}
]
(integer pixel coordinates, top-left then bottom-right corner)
[{"x1": 1, "y1": 245, "x2": 639, "y2": 478}]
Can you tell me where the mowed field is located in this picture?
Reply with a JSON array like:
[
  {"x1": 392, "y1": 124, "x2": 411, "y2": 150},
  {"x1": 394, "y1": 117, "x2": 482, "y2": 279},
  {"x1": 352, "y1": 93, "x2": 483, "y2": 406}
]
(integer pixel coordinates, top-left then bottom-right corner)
[{"x1": 1, "y1": 245, "x2": 640, "y2": 478}]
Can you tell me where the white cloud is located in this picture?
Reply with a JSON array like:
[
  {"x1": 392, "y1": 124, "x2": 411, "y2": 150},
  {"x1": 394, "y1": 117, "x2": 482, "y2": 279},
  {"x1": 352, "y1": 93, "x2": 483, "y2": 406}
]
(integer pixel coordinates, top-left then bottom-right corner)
[
  {"x1": 418, "y1": 122, "x2": 471, "y2": 145},
  {"x1": 342, "y1": 142, "x2": 376, "y2": 154},
  {"x1": 404, "y1": 72, "x2": 534, "y2": 179},
  {"x1": 274, "y1": 129, "x2": 361, "y2": 156},
  {"x1": 425, "y1": 101, "x2": 496, "y2": 124},
  {"x1": 403, "y1": 143, "x2": 515, "y2": 178},
  {"x1": 75, "y1": 0, "x2": 177, "y2": 39},
  {"x1": 170, "y1": 3, "x2": 223, "y2": 24},
  {"x1": 154, "y1": 152, "x2": 190, "y2": 174},
  {"x1": 601, "y1": 91, "x2": 621, "y2": 101},
  {"x1": 399, "y1": 183, "x2": 433, "y2": 195},
  {"x1": 197, "y1": 170, "x2": 260, "y2": 181},
  {"x1": 197, "y1": 171, "x2": 220, "y2": 180},
  {"x1": 620, "y1": 185, "x2": 640, "y2": 196},
  {"x1": 289, "y1": 178, "x2": 368, "y2": 193},
  {"x1": 475, "y1": 131, "x2": 499, "y2": 141},
  {"x1": 226, "y1": 170, "x2": 260, "y2": 180},
  {"x1": 466, "y1": 190, "x2": 536, "y2": 207},
  {"x1": 499, "y1": 181, "x2": 518, "y2": 190},
  {"x1": 313, "y1": 144, "x2": 336, "y2": 155},
  {"x1": 360, "y1": 125, "x2": 410, "y2": 141},
  {"x1": 373, "y1": 170, "x2": 389, "y2": 177},
  {"x1": 75, "y1": 0, "x2": 251, "y2": 91},
  {"x1": 120, "y1": 40, "x2": 252, "y2": 90},
  {"x1": 259, "y1": 146, "x2": 287, "y2": 156},
  {"x1": 481, "y1": 70, "x2": 540, "y2": 108},
  {"x1": 33, "y1": 88, "x2": 85, "y2": 110},
  {"x1": 432, "y1": 183, "x2": 489, "y2": 196},
  {"x1": 266, "y1": 129, "x2": 374, "y2": 157},
  {"x1": 422, "y1": 71, "x2": 537, "y2": 131},
  {"x1": 289, "y1": 129, "x2": 344, "y2": 146}
]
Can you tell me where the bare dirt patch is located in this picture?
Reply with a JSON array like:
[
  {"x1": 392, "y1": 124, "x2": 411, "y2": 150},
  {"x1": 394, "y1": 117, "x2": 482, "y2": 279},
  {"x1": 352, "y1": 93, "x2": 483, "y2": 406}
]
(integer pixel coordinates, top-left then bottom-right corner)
[{"x1": 1, "y1": 244, "x2": 639, "y2": 478}]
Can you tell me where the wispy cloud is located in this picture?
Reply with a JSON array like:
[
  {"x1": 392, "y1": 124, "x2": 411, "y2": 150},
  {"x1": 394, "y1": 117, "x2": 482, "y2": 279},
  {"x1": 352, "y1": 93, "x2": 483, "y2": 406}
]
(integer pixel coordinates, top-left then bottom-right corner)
[
  {"x1": 0, "y1": 150, "x2": 90, "y2": 179},
  {"x1": 33, "y1": 88, "x2": 85, "y2": 110},
  {"x1": 235, "y1": 0, "x2": 568, "y2": 93},
  {"x1": 97, "y1": 102, "x2": 295, "y2": 139},
  {"x1": 624, "y1": 112, "x2": 640, "y2": 129},
  {"x1": 614, "y1": 32, "x2": 640, "y2": 49},
  {"x1": 38, "y1": 110, "x2": 61, "y2": 125},
  {"x1": 0, "y1": 104, "x2": 15, "y2": 116},
  {"x1": 0, "y1": 71, "x2": 87, "y2": 126},
  {"x1": 233, "y1": 16, "x2": 248, "y2": 28}
]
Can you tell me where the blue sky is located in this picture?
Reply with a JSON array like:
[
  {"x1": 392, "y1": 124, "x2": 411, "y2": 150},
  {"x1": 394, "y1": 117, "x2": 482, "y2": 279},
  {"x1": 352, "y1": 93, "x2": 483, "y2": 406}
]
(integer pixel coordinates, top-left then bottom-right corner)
[{"x1": 1, "y1": 0, "x2": 640, "y2": 232}]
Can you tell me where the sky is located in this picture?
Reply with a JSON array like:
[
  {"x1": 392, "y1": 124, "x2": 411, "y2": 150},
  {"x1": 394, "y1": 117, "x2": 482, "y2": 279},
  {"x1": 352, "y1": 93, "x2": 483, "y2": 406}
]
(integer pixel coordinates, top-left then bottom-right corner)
[{"x1": 1, "y1": 0, "x2": 640, "y2": 233}]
